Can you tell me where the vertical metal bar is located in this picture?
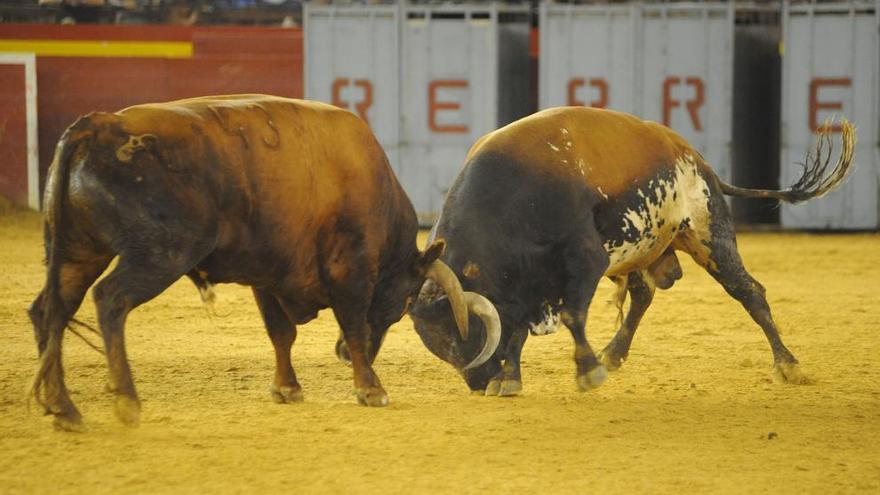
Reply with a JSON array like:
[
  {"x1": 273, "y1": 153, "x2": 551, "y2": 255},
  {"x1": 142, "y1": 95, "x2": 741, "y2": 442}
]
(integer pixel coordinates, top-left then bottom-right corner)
[
  {"x1": 781, "y1": 0, "x2": 790, "y2": 189},
  {"x1": 567, "y1": 4, "x2": 574, "y2": 107},
  {"x1": 874, "y1": 0, "x2": 880, "y2": 224},
  {"x1": 330, "y1": 7, "x2": 337, "y2": 105},
  {"x1": 606, "y1": 7, "x2": 613, "y2": 106},
  {"x1": 538, "y1": 1, "x2": 548, "y2": 109},
  {"x1": 702, "y1": 4, "x2": 711, "y2": 156},
  {"x1": 724, "y1": 0, "x2": 735, "y2": 179},
  {"x1": 845, "y1": 0, "x2": 858, "y2": 223},
  {"x1": 631, "y1": 1, "x2": 642, "y2": 115},
  {"x1": 394, "y1": 2, "x2": 403, "y2": 175},
  {"x1": 661, "y1": 3, "x2": 670, "y2": 123},
  {"x1": 22, "y1": 54, "x2": 38, "y2": 210},
  {"x1": 302, "y1": 2, "x2": 312, "y2": 99},
  {"x1": 808, "y1": 0, "x2": 817, "y2": 137}
]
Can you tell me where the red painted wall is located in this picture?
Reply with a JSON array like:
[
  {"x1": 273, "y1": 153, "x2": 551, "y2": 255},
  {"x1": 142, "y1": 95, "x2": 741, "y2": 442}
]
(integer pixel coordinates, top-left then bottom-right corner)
[
  {"x1": 3, "y1": 24, "x2": 303, "y2": 199},
  {"x1": 0, "y1": 63, "x2": 28, "y2": 206}
]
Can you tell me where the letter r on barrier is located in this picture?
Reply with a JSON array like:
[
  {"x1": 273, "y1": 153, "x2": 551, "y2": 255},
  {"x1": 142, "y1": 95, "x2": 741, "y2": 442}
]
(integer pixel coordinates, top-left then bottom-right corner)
[
  {"x1": 567, "y1": 78, "x2": 608, "y2": 108},
  {"x1": 429, "y1": 80, "x2": 469, "y2": 133},
  {"x1": 809, "y1": 78, "x2": 851, "y2": 133},
  {"x1": 332, "y1": 78, "x2": 374, "y2": 124},
  {"x1": 663, "y1": 77, "x2": 704, "y2": 131}
]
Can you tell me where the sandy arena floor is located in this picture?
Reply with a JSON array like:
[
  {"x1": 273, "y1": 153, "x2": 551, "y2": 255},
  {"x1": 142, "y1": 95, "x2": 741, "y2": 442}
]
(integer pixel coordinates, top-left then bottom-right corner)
[{"x1": 0, "y1": 207, "x2": 878, "y2": 494}]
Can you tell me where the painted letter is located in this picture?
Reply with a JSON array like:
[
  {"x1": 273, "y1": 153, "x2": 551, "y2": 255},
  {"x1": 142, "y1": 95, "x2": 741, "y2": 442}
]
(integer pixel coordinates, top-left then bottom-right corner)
[
  {"x1": 332, "y1": 78, "x2": 373, "y2": 124},
  {"x1": 809, "y1": 78, "x2": 851, "y2": 132},
  {"x1": 567, "y1": 78, "x2": 608, "y2": 108},
  {"x1": 429, "y1": 80, "x2": 469, "y2": 133},
  {"x1": 663, "y1": 77, "x2": 704, "y2": 131}
]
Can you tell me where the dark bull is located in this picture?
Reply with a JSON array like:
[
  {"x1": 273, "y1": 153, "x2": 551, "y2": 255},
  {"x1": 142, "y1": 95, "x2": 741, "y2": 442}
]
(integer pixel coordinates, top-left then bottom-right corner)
[{"x1": 410, "y1": 106, "x2": 855, "y2": 396}]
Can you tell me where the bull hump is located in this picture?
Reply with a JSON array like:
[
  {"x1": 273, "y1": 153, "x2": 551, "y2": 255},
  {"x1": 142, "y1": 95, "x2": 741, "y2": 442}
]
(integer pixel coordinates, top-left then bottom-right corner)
[{"x1": 476, "y1": 108, "x2": 683, "y2": 197}]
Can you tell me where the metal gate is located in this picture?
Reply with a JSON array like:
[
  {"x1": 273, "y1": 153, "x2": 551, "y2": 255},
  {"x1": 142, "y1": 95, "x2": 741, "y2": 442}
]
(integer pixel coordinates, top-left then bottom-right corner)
[
  {"x1": 539, "y1": 1, "x2": 735, "y2": 182},
  {"x1": 304, "y1": 4, "x2": 530, "y2": 224},
  {"x1": 781, "y1": 0, "x2": 879, "y2": 229},
  {"x1": 303, "y1": 4, "x2": 401, "y2": 175}
]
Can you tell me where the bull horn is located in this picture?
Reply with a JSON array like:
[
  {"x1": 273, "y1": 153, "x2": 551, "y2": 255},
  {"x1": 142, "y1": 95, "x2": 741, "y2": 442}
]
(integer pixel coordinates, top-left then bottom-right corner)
[
  {"x1": 425, "y1": 260, "x2": 469, "y2": 340},
  {"x1": 461, "y1": 292, "x2": 501, "y2": 370}
]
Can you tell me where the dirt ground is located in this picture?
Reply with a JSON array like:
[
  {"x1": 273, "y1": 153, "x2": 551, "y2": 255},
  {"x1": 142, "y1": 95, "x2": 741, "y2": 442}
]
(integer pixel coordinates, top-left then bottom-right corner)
[{"x1": 0, "y1": 207, "x2": 878, "y2": 494}]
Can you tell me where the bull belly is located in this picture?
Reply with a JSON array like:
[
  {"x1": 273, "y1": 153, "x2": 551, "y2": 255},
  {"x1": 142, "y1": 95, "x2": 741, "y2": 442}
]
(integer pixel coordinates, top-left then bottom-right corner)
[{"x1": 602, "y1": 231, "x2": 676, "y2": 277}]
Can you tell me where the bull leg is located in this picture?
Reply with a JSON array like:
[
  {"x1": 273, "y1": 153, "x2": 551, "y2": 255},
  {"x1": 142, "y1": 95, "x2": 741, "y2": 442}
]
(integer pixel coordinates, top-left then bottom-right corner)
[
  {"x1": 29, "y1": 257, "x2": 112, "y2": 432},
  {"x1": 93, "y1": 258, "x2": 192, "y2": 426},
  {"x1": 334, "y1": 325, "x2": 385, "y2": 368},
  {"x1": 560, "y1": 228, "x2": 611, "y2": 391},
  {"x1": 598, "y1": 271, "x2": 655, "y2": 371},
  {"x1": 678, "y1": 214, "x2": 807, "y2": 384},
  {"x1": 485, "y1": 328, "x2": 527, "y2": 397},
  {"x1": 253, "y1": 289, "x2": 303, "y2": 404},
  {"x1": 333, "y1": 306, "x2": 387, "y2": 407}
]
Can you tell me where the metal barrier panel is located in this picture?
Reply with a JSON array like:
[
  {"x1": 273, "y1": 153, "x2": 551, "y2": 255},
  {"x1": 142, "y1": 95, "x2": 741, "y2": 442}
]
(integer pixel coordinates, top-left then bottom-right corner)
[
  {"x1": 401, "y1": 5, "x2": 499, "y2": 219},
  {"x1": 304, "y1": 4, "x2": 529, "y2": 223},
  {"x1": 303, "y1": 4, "x2": 400, "y2": 173},
  {"x1": 781, "y1": 0, "x2": 879, "y2": 229},
  {"x1": 540, "y1": 2, "x2": 734, "y2": 181}
]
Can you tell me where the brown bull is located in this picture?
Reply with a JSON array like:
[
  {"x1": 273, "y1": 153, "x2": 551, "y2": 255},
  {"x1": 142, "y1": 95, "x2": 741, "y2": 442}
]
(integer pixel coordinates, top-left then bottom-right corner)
[
  {"x1": 411, "y1": 107, "x2": 855, "y2": 395},
  {"x1": 28, "y1": 95, "x2": 500, "y2": 431}
]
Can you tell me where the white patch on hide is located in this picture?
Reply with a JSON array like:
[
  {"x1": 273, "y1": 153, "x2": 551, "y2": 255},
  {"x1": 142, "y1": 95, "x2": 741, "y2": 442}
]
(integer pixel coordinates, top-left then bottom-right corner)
[
  {"x1": 602, "y1": 154, "x2": 713, "y2": 276},
  {"x1": 577, "y1": 158, "x2": 589, "y2": 177},
  {"x1": 529, "y1": 304, "x2": 559, "y2": 336},
  {"x1": 546, "y1": 141, "x2": 560, "y2": 152}
]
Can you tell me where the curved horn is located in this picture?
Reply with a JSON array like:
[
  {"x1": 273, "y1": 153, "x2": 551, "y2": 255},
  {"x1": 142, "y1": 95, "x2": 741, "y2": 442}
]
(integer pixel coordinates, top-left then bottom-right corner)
[
  {"x1": 425, "y1": 260, "x2": 469, "y2": 340},
  {"x1": 461, "y1": 292, "x2": 501, "y2": 370}
]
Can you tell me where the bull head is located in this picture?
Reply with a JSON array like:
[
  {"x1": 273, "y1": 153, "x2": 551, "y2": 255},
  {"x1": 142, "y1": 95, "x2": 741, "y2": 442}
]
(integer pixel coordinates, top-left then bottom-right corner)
[{"x1": 410, "y1": 255, "x2": 502, "y2": 374}]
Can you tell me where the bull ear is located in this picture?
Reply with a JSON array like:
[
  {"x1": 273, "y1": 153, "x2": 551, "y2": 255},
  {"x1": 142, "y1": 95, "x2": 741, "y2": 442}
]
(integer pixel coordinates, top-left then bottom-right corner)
[{"x1": 416, "y1": 239, "x2": 446, "y2": 275}]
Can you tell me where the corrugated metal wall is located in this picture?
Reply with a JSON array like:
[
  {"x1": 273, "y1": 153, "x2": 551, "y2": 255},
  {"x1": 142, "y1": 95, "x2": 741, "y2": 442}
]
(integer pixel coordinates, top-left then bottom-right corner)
[
  {"x1": 304, "y1": 4, "x2": 530, "y2": 224},
  {"x1": 781, "y1": 0, "x2": 879, "y2": 229},
  {"x1": 539, "y1": 2, "x2": 735, "y2": 182}
]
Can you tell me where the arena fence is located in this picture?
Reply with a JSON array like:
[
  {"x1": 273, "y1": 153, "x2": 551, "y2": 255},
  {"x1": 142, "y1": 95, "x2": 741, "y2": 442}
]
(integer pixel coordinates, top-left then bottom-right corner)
[
  {"x1": 781, "y1": 0, "x2": 879, "y2": 229},
  {"x1": 304, "y1": 3, "x2": 531, "y2": 224}
]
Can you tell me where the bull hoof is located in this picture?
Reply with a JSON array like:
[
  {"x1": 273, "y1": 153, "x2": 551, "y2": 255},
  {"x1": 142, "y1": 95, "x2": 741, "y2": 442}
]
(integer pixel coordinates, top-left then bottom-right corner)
[
  {"x1": 773, "y1": 362, "x2": 812, "y2": 385},
  {"x1": 484, "y1": 379, "x2": 501, "y2": 396},
  {"x1": 577, "y1": 365, "x2": 608, "y2": 391},
  {"x1": 498, "y1": 380, "x2": 522, "y2": 397},
  {"x1": 113, "y1": 395, "x2": 141, "y2": 427},
  {"x1": 356, "y1": 387, "x2": 389, "y2": 407},
  {"x1": 52, "y1": 408, "x2": 86, "y2": 433},
  {"x1": 270, "y1": 384, "x2": 304, "y2": 404},
  {"x1": 597, "y1": 349, "x2": 624, "y2": 371}
]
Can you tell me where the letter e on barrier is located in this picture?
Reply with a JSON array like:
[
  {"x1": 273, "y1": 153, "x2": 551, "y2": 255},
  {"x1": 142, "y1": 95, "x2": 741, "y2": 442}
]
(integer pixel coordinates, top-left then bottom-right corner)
[
  {"x1": 429, "y1": 80, "x2": 469, "y2": 133},
  {"x1": 809, "y1": 78, "x2": 851, "y2": 133}
]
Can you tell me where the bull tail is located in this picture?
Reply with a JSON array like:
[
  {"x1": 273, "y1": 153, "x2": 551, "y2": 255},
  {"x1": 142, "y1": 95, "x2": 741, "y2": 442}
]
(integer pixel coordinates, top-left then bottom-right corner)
[
  {"x1": 30, "y1": 117, "x2": 93, "y2": 409},
  {"x1": 719, "y1": 119, "x2": 856, "y2": 204}
]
